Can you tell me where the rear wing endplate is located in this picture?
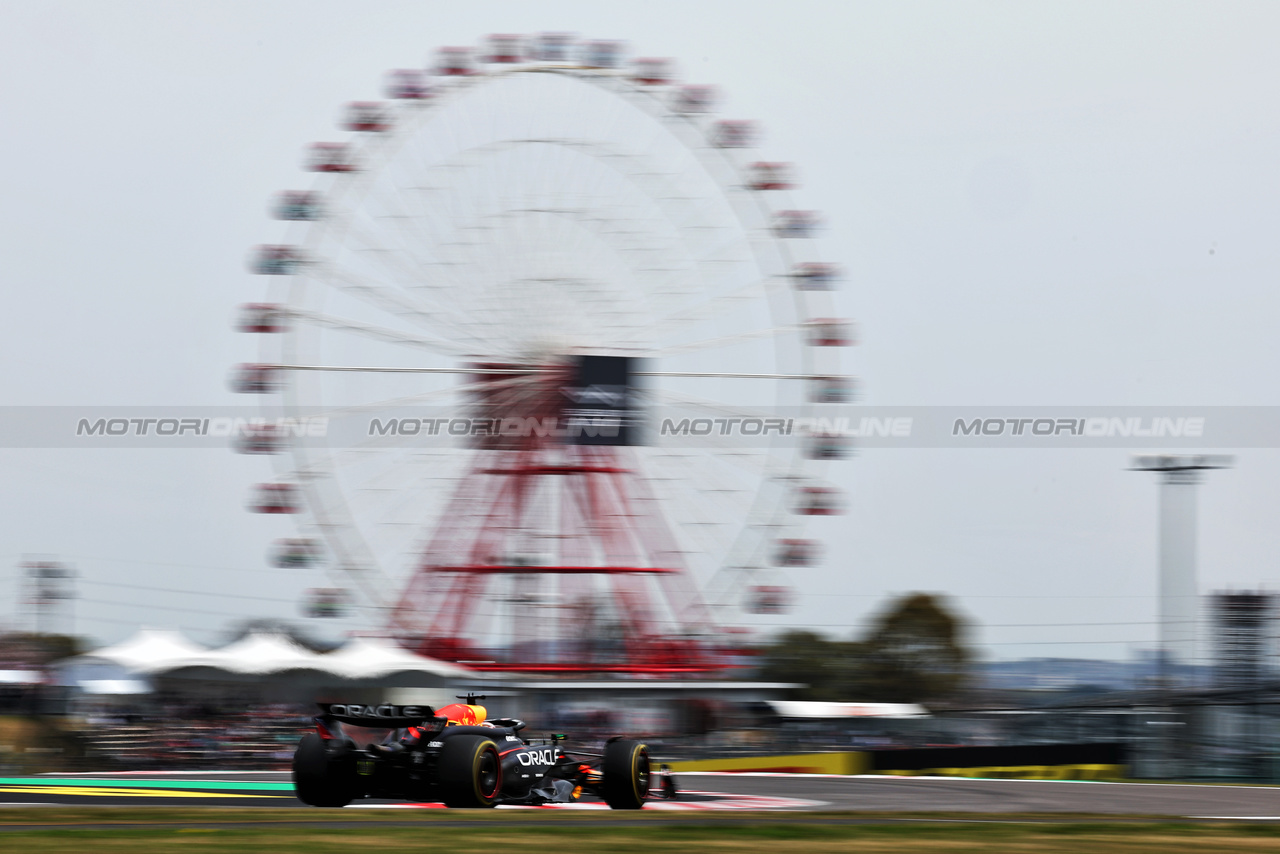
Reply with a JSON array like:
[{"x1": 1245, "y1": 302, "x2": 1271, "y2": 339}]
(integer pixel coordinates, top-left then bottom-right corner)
[{"x1": 317, "y1": 702, "x2": 443, "y2": 728}]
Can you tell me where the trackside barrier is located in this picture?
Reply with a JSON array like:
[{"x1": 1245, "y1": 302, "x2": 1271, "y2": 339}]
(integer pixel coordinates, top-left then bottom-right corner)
[
  {"x1": 872, "y1": 764, "x2": 1126, "y2": 781},
  {"x1": 666, "y1": 752, "x2": 867, "y2": 775},
  {"x1": 868, "y1": 742, "x2": 1127, "y2": 780},
  {"x1": 666, "y1": 744, "x2": 1127, "y2": 780}
]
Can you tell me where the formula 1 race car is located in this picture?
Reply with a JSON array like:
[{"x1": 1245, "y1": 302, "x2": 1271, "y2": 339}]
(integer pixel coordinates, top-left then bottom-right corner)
[{"x1": 293, "y1": 694, "x2": 677, "y2": 809}]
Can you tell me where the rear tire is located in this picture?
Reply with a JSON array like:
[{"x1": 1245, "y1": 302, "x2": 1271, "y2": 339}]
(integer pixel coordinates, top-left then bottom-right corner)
[
  {"x1": 602, "y1": 740, "x2": 650, "y2": 809},
  {"x1": 292, "y1": 733, "x2": 356, "y2": 807},
  {"x1": 438, "y1": 735, "x2": 501, "y2": 808}
]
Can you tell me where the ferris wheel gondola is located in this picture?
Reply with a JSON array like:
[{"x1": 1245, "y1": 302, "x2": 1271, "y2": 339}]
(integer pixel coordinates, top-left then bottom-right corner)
[{"x1": 235, "y1": 34, "x2": 856, "y2": 670}]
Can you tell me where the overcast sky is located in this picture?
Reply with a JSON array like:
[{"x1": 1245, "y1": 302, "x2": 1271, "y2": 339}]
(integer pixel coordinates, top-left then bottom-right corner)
[{"x1": 3, "y1": 1, "x2": 1279, "y2": 662}]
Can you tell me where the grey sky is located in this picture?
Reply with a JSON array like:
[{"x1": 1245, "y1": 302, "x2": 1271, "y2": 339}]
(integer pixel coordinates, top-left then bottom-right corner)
[{"x1": 2, "y1": 1, "x2": 1279, "y2": 661}]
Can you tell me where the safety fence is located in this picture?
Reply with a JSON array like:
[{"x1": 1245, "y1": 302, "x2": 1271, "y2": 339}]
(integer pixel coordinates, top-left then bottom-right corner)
[{"x1": 668, "y1": 742, "x2": 1127, "y2": 780}]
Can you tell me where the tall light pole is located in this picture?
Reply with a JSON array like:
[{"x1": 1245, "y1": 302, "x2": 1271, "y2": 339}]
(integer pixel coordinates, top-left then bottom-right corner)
[
  {"x1": 19, "y1": 556, "x2": 76, "y2": 637},
  {"x1": 1130, "y1": 455, "x2": 1233, "y2": 686}
]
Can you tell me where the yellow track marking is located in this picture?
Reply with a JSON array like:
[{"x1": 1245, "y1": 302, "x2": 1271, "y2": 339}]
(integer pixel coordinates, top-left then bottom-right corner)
[{"x1": 0, "y1": 786, "x2": 288, "y2": 799}]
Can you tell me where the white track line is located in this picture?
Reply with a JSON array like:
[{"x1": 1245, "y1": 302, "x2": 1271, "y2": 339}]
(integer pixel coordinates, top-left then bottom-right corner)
[
  {"x1": 677, "y1": 772, "x2": 849, "y2": 778},
  {"x1": 345, "y1": 792, "x2": 827, "y2": 810},
  {"x1": 38, "y1": 771, "x2": 284, "y2": 776},
  {"x1": 846, "y1": 776, "x2": 1280, "y2": 791}
]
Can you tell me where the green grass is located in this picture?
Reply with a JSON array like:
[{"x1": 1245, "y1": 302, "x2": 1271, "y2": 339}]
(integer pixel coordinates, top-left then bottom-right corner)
[
  {"x1": 1, "y1": 810, "x2": 1279, "y2": 853},
  {"x1": 0, "y1": 777, "x2": 292, "y2": 791}
]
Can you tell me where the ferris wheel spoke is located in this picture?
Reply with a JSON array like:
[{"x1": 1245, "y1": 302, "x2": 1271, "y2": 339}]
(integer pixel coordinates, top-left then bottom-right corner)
[
  {"x1": 306, "y1": 261, "x2": 493, "y2": 352},
  {"x1": 357, "y1": 465, "x2": 464, "y2": 556},
  {"x1": 349, "y1": 145, "x2": 487, "y2": 289},
  {"x1": 621, "y1": 273, "x2": 783, "y2": 345},
  {"x1": 291, "y1": 445, "x2": 461, "y2": 491},
  {"x1": 641, "y1": 387, "x2": 785, "y2": 421},
  {"x1": 647, "y1": 324, "x2": 802, "y2": 357},
  {"x1": 334, "y1": 216, "x2": 487, "y2": 320},
  {"x1": 392, "y1": 134, "x2": 719, "y2": 268},
  {"x1": 286, "y1": 307, "x2": 472, "y2": 357},
  {"x1": 278, "y1": 376, "x2": 538, "y2": 436},
  {"x1": 341, "y1": 209, "x2": 459, "y2": 287},
  {"x1": 395, "y1": 154, "x2": 723, "y2": 329},
  {"x1": 303, "y1": 262, "x2": 441, "y2": 329},
  {"x1": 382, "y1": 184, "x2": 503, "y2": 294},
  {"x1": 642, "y1": 445, "x2": 802, "y2": 498},
  {"x1": 643, "y1": 452, "x2": 767, "y2": 515}
]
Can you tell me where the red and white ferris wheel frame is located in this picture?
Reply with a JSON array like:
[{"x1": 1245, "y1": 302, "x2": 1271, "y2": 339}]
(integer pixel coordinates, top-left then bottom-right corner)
[{"x1": 235, "y1": 35, "x2": 855, "y2": 670}]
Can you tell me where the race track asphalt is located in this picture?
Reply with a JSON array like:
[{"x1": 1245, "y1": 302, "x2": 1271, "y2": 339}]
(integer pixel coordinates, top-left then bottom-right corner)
[{"x1": 2, "y1": 771, "x2": 1279, "y2": 819}]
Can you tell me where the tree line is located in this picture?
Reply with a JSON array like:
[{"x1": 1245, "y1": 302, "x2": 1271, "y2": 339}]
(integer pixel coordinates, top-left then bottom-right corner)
[{"x1": 754, "y1": 592, "x2": 972, "y2": 704}]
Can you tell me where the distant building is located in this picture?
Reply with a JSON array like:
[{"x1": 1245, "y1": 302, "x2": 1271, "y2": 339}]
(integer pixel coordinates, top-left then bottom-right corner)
[
  {"x1": 1211, "y1": 591, "x2": 1276, "y2": 688},
  {"x1": 978, "y1": 658, "x2": 1140, "y2": 692}
]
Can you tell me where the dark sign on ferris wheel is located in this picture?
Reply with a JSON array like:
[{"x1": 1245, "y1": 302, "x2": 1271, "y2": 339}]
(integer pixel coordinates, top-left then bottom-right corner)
[{"x1": 563, "y1": 355, "x2": 644, "y2": 447}]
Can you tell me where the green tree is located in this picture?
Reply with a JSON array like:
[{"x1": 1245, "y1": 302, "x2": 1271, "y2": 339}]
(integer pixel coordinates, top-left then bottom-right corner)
[
  {"x1": 753, "y1": 594, "x2": 973, "y2": 704},
  {"x1": 755, "y1": 630, "x2": 858, "y2": 700},
  {"x1": 856, "y1": 592, "x2": 971, "y2": 703},
  {"x1": 2, "y1": 632, "x2": 89, "y2": 664}
]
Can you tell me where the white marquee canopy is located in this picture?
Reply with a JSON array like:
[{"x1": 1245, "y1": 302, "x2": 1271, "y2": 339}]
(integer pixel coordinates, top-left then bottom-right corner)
[
  {"x1": 74, "y1": 629, "x2": 472, "y2": 681},
  {"x1": 76, "y1": 629, "x2": 209, "y2": 675}
]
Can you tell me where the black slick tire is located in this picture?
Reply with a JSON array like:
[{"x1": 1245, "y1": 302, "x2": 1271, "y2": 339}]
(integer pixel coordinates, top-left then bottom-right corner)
[
  {"x1": 601, "y1": 739, "x2": 650, "y2": 809},
  {"x1": 438, "y1": 735, "x2": 502, "y2": 808},
  {"x1": 292, "y1": 733, "x2": 355, "y2": 807}
]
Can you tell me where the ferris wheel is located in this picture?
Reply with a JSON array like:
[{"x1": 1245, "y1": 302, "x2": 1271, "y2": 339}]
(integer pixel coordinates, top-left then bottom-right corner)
[{"x1": 233, "y1": 34, "x2": 854, "y2": 672}]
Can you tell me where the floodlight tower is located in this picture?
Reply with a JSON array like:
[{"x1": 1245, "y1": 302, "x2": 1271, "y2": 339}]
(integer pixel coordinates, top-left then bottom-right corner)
[
  {"x1": 1130, "y1": 454, "x2": 1233, "y2": 685},
  {"x1": 19, "y1": 556, "x2": 76, "y2": 636}
]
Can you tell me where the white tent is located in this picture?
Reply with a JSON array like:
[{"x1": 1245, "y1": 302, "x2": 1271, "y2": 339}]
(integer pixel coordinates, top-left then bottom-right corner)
[
  {"x1": 72, "y1": 631, "x2": 475, "y2": 699},
  {"x1": 170, "y1": 632, "x2": 327, "y2": 675},
  {"x1": 78, "y1": 678, "x2": 152, "y2": 695},
  {"x1": 766, "y1": 700, "x2": 929, "y2": 719},
  {"x1": 74, "y1": 628, "x2": 208, "y2": 675},
  {"x1": 322, "y1": 636, "x2": 474, "y2": 680},
  {"x1": 0, "y1": 669, "x2": 43, "y2": 685}
]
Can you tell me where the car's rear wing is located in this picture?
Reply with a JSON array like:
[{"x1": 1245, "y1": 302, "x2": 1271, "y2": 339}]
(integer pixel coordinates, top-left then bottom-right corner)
[{"x1": 317, "y1": 702, "x2": 445, "y2": 728}]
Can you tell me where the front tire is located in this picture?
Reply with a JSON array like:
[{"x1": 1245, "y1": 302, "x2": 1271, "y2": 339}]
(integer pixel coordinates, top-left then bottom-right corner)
[
  {"x1": 292, "y1": 733, "x2": 356, "y2": 807},
  {"x1": 438, "y1": 735, "x2": 502, "y2": 808},
  {"x1": 602, "y1": 740, "x2": 650, "y2": 809}
]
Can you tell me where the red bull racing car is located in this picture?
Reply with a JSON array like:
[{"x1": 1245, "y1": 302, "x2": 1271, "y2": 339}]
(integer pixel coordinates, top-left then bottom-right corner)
[{"x1": 293, "y1": 695, "x2": 677, "y2": 809}]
